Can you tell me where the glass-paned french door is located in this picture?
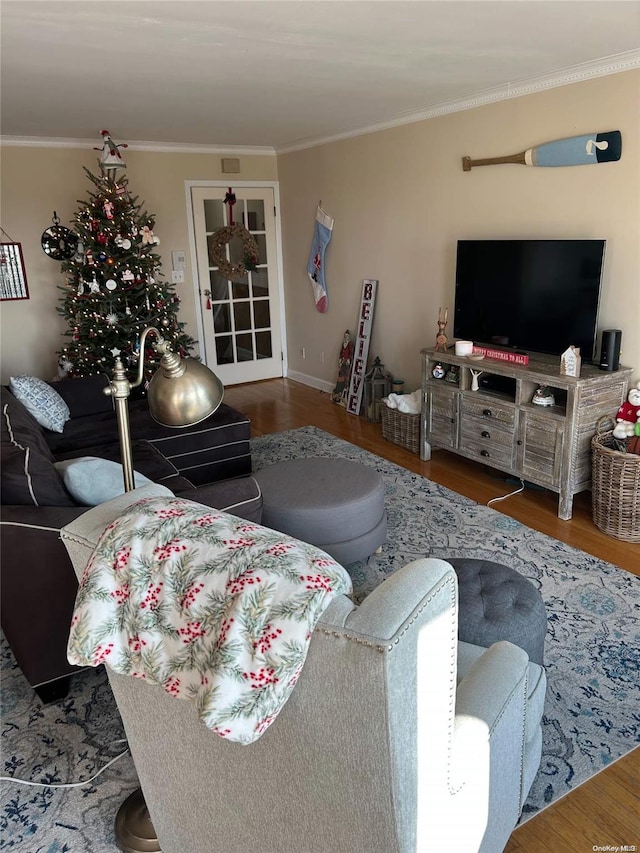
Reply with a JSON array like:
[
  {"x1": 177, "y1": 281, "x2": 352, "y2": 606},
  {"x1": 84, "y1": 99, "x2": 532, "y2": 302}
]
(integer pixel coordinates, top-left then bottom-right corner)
[{"x1": 190, "y1": 185, "x2": 283, "y2": 385}]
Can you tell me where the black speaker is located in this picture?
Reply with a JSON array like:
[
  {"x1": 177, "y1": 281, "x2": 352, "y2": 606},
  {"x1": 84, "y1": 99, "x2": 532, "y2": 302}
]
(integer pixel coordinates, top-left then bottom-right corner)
[{"x1": 599, "y1": 329, "x2": 622, "y2": 371}]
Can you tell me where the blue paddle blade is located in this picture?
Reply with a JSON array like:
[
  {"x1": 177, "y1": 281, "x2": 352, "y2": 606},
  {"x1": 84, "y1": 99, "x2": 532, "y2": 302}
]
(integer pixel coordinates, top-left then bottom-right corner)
[{"x1": 531, "y1": 130, "x2": 622, "y2": 166}]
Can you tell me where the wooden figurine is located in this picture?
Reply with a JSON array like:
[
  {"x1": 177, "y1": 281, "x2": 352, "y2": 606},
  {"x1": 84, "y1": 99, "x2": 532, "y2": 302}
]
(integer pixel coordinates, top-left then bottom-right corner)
[{"x1": 435, "y1": 307, "x2": 448, "y2": 352}]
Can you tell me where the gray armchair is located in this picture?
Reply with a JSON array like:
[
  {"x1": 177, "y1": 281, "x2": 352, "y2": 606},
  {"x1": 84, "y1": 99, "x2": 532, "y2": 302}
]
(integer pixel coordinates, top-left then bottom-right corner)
[{"x1": 61, "y1": 483, "x2": 545, "y2": 853}]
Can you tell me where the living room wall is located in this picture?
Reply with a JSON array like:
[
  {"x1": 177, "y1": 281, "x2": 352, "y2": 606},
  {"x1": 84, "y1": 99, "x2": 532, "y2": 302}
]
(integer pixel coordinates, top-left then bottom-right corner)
[
  {"x1": 278, "y1": 70, "x2": 639, "y2": 392},
  {"x1": 0, "y1": 146, "x2": 276, "y2": 383},
  {"x1": 1, "y1": 71, "x2": 637, "y2": 392}
]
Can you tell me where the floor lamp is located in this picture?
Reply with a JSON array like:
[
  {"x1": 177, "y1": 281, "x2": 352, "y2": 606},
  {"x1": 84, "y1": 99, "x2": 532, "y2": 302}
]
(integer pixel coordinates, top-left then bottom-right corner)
[{"x1": 104, "y1": 326, "x2": 224, "y2": 853}]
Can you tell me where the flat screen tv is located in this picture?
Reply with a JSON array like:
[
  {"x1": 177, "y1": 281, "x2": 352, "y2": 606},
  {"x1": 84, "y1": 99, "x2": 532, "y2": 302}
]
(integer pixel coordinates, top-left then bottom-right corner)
[{"x1": 453, "y1": 239, "x2": 605, "y2": 362}]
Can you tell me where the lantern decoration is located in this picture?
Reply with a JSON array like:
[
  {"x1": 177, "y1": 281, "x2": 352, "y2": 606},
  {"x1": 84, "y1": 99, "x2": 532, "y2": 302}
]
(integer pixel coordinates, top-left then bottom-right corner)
[{"x1": 364, "y1": 357, "x2": 392, "y2": 423}]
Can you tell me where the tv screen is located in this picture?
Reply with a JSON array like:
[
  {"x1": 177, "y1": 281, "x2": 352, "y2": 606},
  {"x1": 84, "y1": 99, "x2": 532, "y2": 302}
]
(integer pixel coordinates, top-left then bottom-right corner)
[{"x1": 453, "y1": 239, "x2": 605, "y2": 362}]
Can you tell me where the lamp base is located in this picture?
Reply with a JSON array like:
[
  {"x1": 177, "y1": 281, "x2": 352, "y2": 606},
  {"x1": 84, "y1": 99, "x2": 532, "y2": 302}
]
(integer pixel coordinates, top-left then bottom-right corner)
[{"x1": 115, "y1": 787, "x2": 160, "y2": 853}]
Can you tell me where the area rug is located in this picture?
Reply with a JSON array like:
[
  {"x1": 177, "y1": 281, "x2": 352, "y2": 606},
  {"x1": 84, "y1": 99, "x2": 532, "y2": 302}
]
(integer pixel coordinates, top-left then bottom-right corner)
[{"x1": 1, "y1": 426, "x2": 638, "y2": 851}]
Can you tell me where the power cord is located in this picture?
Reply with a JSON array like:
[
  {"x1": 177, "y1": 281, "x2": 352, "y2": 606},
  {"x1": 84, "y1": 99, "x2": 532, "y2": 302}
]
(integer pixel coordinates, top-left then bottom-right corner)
[
  {"x1": 0, "y1": 741, "x2": 130, "y2": 789},
  {"x1": 487, "y1": 478, "x2": 525, "y2": 506}
]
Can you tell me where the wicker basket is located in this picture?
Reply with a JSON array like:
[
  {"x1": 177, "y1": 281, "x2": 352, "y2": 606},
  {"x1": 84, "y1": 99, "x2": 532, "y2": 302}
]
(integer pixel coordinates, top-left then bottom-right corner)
[
  {"x1": 381, "y1": 406, "x2": 420, "y2": 454},
  {"x1": 591, "y1": 416, "x2": 640, "y2": 542}
]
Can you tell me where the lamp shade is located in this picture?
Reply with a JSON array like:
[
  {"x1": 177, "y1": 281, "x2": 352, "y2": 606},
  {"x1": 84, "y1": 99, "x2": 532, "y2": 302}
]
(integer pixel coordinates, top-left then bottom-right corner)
[{"x1": 148, "y1": 357, "x2": 224, "y2": 427}]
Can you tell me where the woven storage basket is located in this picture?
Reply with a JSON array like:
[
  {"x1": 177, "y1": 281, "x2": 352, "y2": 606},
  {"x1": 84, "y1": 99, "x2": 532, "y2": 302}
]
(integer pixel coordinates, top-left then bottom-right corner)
[
  {"x1": 591, "y1": 416, "x2": 640, "y2": 542},
  {"x1": 381, "y1": 406, "x2": 420, "y2": 454}
]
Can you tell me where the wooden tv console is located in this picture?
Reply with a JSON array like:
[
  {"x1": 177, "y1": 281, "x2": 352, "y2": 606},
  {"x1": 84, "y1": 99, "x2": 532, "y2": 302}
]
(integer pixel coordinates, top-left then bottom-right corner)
[{"x1": 420, "y1": 347, "x2": 632, "y2": 520}]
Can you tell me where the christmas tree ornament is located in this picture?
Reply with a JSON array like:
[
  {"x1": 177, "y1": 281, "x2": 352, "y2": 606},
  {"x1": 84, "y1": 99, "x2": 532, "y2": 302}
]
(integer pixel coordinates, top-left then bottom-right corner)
[
  {"x1": 104, "y1": 200, "x2": 115, "y2": 219},
  {"x1": 306, "y1": 204, "x2": 334, "y2": 313},
  {"x1": 105, "y1": 279, "x2": 118, "y2": 290},
  {"x1": 140, "y1": 225, "x2": 160, "y2": 246},
  {"x1": 41, "y1": 211, "x2": 78, "y2": 260},
  {"x1": 106, "y1": 312, "x2": 118, "y2": 326},
  {"x1": 95, "y1": 129, "x2": 128, "y2": 171}
]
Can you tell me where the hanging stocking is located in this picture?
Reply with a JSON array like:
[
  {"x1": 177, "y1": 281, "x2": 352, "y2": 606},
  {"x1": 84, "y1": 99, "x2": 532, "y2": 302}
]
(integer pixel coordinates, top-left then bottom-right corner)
[{"x1": 307, "y1": 204, "x2": 334, "y2": 313}]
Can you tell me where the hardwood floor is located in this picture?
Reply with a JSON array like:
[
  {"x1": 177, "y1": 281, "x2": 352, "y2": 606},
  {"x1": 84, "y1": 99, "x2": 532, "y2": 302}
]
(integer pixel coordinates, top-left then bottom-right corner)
[{"x1": 224, "y1": 377, "x2": 639, "y2": 853}]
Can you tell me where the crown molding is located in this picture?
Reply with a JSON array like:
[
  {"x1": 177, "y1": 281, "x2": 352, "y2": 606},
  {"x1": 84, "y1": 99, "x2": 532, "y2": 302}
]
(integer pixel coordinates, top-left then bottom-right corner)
[
  {"x1": 1, "y1": 50, "x2": 637, "y2": 158},
  {"x1": 0, "y1": 136, "x2": 276, "y2": 157},
  {"x1": 276, "y1": 50, "x2": 640, "y2": 154}
]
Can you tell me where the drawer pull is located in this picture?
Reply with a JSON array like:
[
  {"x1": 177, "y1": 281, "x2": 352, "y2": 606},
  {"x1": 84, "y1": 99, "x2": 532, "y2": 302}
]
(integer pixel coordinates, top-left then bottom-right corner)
[
  {"x1": 480, "y1": 449, "x2": 490, "y2": 457},
  {"x1": 482, "y1": 408, "x2": 492, "y2": 417},
  {"x1": 517, "y1": 440, "x2": 523, "y2": 446},
  {"x1": 481, "y1": 430, "x2": 490, "y2": 438}
]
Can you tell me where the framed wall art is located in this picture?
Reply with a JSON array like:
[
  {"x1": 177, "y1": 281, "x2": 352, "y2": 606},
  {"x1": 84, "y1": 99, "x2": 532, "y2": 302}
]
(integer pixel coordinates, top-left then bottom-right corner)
[{"x1": 1, "y1": 243, "x2": 29, "y2": 301}]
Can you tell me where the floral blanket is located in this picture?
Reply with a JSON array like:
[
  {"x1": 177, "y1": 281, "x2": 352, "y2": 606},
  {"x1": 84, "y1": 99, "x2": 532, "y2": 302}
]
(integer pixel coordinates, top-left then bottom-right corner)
[{"x1": 67, "y1": 496, "x2": 352, "y2": 744}]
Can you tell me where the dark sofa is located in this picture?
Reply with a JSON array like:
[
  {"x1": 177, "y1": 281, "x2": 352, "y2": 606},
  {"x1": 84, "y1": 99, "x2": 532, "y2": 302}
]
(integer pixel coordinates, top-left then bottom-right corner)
[{"x1": 1, "y1": 374, "x2": 262, "y2": 701}]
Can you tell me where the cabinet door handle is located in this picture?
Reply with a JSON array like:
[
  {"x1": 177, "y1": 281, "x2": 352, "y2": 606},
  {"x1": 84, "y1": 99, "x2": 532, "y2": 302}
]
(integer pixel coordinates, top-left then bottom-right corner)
[
  {"x1": 481, "y1": 430, "x2": 490, "y2": 438},
  {"x1": 480, "y1": 449, "x2": 490, "y2": 457},
  {"x1": 517, "y1": 440, "x2": 523, "y2": 446},
  {"x1": 482, "y1": 408, "x2": 492, "y2": 417}
]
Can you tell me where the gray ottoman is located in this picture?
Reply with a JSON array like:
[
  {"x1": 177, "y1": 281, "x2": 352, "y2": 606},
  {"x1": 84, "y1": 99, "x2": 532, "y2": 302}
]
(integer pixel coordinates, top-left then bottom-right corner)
[
  {"x1": 253, "y1": 457, "x2": 387, "y2": 565},
  {"x1": 447, "y1": 558, "x2": 547, "y2": 666}
]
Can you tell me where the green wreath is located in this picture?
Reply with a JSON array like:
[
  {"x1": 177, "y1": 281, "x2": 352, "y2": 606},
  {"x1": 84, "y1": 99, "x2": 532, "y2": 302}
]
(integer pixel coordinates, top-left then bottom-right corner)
[{"x1": 209, "y1": 224, "x2": 259, "y2": 281}]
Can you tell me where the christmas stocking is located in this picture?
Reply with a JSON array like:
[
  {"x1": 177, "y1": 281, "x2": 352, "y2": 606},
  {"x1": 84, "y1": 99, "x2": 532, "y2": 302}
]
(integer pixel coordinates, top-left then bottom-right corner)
[{"x1": 307, "y1": 205, "x2": 334, "y2": 313}]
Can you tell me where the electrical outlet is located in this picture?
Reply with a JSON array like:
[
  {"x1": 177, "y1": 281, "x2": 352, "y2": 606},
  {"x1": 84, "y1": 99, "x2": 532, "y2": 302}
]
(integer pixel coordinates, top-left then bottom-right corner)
[{"x1": 171, "y1": 270, "x2": 184, "y2": 284}]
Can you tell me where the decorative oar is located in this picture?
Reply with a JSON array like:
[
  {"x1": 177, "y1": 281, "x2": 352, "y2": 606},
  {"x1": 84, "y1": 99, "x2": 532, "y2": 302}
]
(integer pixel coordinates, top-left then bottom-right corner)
[{"x1": 462, "y1": 130, "x2": 621, "y2": 171}]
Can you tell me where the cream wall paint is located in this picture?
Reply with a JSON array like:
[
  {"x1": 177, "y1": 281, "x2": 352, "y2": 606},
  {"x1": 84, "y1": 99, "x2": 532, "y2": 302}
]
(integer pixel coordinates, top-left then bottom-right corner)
[
  {"x1": 278, "y1": 70, "x2": 639, "y2": 392},
  {"x1": 1, "y1": 72, "x2": 638, "y2": 392},
  {"x1": 0, "y1": 146, "x2": 276, "y2": 383}
]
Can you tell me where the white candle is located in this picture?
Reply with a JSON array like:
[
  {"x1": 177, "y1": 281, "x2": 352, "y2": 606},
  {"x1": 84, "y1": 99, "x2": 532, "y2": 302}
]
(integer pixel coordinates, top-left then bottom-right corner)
[{"x1": 455, "y1": 340, "x2": 474, "y2": 356}]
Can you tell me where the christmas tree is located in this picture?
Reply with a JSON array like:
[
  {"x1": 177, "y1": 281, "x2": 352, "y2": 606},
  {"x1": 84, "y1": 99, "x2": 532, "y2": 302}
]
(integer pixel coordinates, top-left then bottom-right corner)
[{"x1": 56, "y1": 155, "x2": 195, "y2": 388}]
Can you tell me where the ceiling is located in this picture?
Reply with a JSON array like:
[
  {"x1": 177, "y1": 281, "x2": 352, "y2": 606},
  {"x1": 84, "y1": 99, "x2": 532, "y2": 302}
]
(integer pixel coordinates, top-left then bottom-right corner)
[{"x1": 1, "y1": 1, "x2": 639, "y2": 154}]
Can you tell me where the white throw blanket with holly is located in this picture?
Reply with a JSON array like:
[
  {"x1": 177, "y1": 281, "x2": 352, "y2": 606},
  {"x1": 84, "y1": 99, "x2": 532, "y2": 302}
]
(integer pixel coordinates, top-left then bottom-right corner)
[{"x1": 67, "y1": 496, "x2": 352, "y2": 744}]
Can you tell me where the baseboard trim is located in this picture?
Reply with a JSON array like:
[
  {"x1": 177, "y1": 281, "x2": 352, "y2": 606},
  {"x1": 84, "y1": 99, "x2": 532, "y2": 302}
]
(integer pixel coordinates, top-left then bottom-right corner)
[{"x1": 287, "y1": 369, "x2": 334, "y2": 394}]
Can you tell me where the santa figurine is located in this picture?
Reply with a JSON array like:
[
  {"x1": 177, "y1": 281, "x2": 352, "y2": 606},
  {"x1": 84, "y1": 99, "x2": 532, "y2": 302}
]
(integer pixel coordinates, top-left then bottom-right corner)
[
  {"x1": 613, "y1": 381, "x2": 640, "y2": 439},
  {"x1": 95, "y1": 130, "x2": 128, "y2": 171}
]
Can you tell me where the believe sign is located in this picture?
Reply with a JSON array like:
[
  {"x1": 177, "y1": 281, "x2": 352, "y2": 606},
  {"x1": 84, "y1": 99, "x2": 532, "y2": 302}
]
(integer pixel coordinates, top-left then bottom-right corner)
[{"x1": 346, "y1": 279, "x2": 378, "y2": 416}]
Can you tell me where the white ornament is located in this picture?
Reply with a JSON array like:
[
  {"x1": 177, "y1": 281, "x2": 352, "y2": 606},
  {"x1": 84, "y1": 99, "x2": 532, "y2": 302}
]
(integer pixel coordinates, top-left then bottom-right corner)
[
  {"x1": 140, "y1": 225, "x2": 160, "y2": 246},
  {"x1": 105, "y1": 279, "x2": 118, "y2": 290},
  {"x1": 106, "y1": 313, "x2": 118, "y2": 326},
  {"x1": 110, "y1": 347, "x2": 121, "y2": 357}
]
